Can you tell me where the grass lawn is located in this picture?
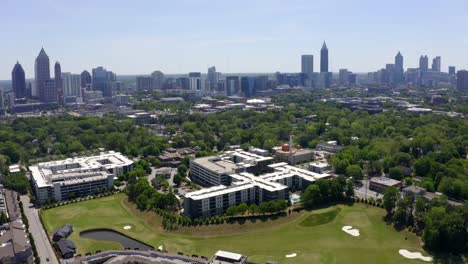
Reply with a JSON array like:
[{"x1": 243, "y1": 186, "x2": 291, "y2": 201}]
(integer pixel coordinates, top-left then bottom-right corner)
[{"x1": 41, "y1": 193, "x2": 430, "y2": 264}]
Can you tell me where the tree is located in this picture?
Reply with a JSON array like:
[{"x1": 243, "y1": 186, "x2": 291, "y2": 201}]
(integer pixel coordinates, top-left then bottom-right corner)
[
  {"x1": 345, "y1": 165, "x2": 363, "y2": 180},
  {"x1": 226, "y1": 205, "x2": 238, "y2": 216},
  {"x1": 388, "y1": 167, "x2": 403, "y2": 180},
  {"x1": 414, "y1": 197, "x2": 426, "y2": 223},
  {"x1": 345, "y1": 180, "x2": 355, "y2": 198},
  {"x1": 0, "y1": 211, "x2": 8, "y2": 225},
  {"x1": 383, "y1": 187, "x2": 400, "y2": 214},
  {"x1": 248, "y1": 204, "x2": 258, "y2": 215},
  {"x1": 301, "y1": 185, "x2": 322, "y2": 209},
  {"x1": 393, "y1": 196, "x2": 410, "y2": 226},
  {"x1": 422, "y1": 206, "x2": 466, "y2": 253},
  {"x1": 237, "y1": 203, "x2": 248, "y2": 215}
]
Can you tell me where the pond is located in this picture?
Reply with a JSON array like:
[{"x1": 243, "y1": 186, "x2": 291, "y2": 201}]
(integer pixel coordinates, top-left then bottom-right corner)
[{"x1": 80, "y1": 229, "x2": 154, "y2": 250}]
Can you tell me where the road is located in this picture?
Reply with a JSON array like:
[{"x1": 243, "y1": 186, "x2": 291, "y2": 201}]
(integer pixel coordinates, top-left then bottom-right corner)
[
  {"x1": 20, "y1": 195, "x2": 59, "y2": 264},
  {"x1": 354, "y1": 180, "x2": 380, "y2": 200}
]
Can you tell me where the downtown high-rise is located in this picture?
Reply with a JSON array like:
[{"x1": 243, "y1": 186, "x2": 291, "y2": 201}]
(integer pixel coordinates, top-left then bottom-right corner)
[
  {"x1": 35, "y1": 48, "x2": 57, "y2": 102},
  {"x1": 12, "y1": 62, "x2": 27, "y2": 99}
]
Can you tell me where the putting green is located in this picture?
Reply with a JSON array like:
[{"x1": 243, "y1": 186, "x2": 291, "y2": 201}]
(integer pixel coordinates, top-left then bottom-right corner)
[{"x1": 41, "y1": 193, "x2": 430, "y2": 263}]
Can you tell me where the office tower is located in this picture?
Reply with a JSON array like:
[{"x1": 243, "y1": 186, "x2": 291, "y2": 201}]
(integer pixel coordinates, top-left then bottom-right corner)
[
  {"x1": 419, "y1": 55, "x2": 429, "y2": 71},
  {"x1": 12, "y1": 62, "x2": 26, "y2": 98},
  {"x1": 207, "y1": 66, "x2": 219, "y2": 90},
  {"x1": 62, "y1": 73, "x2": 81, "y2": 97},
  {"x1": 55, "y1": 62, "x2": 63, "y2": 104},
  {"x1": 81, "y1": 70, "x2": 92, "y2": 88},
  {"x1": 255, "y1": 76, "x2": 268, "y2": 91},
  {"x1": 225, "y1": 76, "x2": 240, "y2": 96},
  {"x1": 448, "y1": 66, "x2": 456, "y2": 75},
  {"x1": 189, "y1": 72, "x2": 201, "y2": 78},
  {"x1": 241, "y1": 77, "x2": 256, "y2": 97},
  {"x1": 151, "y1": 70, "x2": 164, "y2": 90},
  {"x1": 42, "y1": 79, "x2": 58, "y2": 103},
  {"x1": 432, "y1": 56, "x2": 441, "y2": 72},
  {"x1": 457, "y1": 70, "x2": 468, "y2": 91},
  {"x1": 385, "y1": 64, "x2": 395, "y2": 84},
  {"x1": 35, "y1": 48, "x2": 51, "y2": 102},
  {"x1": 177, "y1": 77, "x2": 190, "y2": 90},
  {"x1": 301, "y1": 55, "x2": 314, "y2": 76},
  {"x1": 394, "y1": 52, "x2": 404, "y2": 83},
  {"x1": 320, "y1": 42, "x2": 328, "y2": 73},
  {"x1": 189, "y1": 76, "x2": 203, "y2": 91},
  {"x1": 92, "y1": 66, "x2": 113, "y2": 97},
  {"x1": 136, "y1": 76, "x2": 153, "y2": 91},
  {"x1": 348, "y1": 73, "x2": 357, "y2": 85},
  {"x1": 338, "y1": 69, "x2": 349, "y2": 86}
]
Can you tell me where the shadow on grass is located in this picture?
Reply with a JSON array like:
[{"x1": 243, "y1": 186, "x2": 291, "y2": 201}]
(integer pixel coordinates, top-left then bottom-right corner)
[{"x1": 298, "y1": 207, "x2": 341, "y2": 227}]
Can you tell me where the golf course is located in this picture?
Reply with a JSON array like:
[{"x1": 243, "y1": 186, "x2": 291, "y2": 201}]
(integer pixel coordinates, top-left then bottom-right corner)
[{"x1": 40, "y1": 193, "x2": 431, "y2": 263}]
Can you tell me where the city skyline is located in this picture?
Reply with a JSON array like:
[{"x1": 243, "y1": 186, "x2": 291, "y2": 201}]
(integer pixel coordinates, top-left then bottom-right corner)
[{"x1": 1, "y1": 0, "x2": 468, "y2": 80}]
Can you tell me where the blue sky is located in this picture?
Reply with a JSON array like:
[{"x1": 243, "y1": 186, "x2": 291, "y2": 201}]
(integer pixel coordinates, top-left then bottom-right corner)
[{"x1": 1, "y1": 0, "x2": 467, "y2": 79}]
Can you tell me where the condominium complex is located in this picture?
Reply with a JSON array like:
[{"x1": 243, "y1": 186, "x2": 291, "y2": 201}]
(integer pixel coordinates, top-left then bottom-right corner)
[
  {"x1": 29, "y1": 151, "x2": 133, "y2": 203},
  {"x1": 185, "y1": 150, "x2": 332, "y2": 217},
  {"x1": 189, "y1": 150, "x2": 273, "y2": 186}
]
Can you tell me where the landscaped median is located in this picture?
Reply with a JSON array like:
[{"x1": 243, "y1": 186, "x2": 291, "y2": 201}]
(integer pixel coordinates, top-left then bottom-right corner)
[{"x1": 40, "y1": 193, "x2": 431, "y2": 264}]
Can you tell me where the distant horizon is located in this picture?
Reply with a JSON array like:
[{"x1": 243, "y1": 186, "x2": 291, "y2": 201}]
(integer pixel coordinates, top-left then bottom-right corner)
[{"x1": 1, "y1": 0, "x2": 467, "y2": 80}]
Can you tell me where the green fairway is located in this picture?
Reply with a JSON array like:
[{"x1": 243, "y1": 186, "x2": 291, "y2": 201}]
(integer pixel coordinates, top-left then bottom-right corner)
[{"x1": 41, "y1": 193, "x2": 431, "y2": 263}]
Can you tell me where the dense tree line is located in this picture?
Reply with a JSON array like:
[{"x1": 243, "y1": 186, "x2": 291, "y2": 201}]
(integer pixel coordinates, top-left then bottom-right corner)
[
  {"x1": 383, "y1": 187, "x2": 467, "y2": 254},
  {"x1": 301, "y1": 176, "x2": 355, "y2": 208},
  {"x1": 0, "y1": 114, "x2": 168, "y2": 169},
  {"x1": 225, "y1": 200, "x2": 288, "y2": 216},
  {"x1": 0, "y1": 171, "x2": 30, "y2": 194}
]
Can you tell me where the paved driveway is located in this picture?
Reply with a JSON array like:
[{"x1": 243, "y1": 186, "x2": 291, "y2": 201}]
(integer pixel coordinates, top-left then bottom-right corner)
[{"x1": 20, "y1": 195, "x2": 59, "y2": 264}]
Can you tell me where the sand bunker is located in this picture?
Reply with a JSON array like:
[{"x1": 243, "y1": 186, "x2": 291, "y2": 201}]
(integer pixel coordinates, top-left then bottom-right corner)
[
  {"x1": 342, "y1": 226, "x2": 360, "y2": 237},
  {"x1": 158, "y1": 245, "x2": 164, "y2": 251},
  {"x1": 123, "y1": 225, "x2": 132, "y2": 230},
  {"x1": 399, "y1": 249, "x2": 432, "y2": 262},
  {"x1": 285, "y1": 253, "x2": 297, "y2": 258}
]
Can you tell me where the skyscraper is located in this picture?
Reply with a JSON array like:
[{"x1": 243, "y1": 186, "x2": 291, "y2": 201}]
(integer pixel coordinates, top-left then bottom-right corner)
[
  {"x1": 207, "y1": 66, "x2": 219, "y2": 90},
  {"x1": 301, "y1": 55, "x2": 314, "y2": 76},
  {"x1": 457, "y1": 70, "x2": 468, "y2": 91},
  {"x1": 12, "y1": 62, "x2": 26, "y2": 99},
  {"x1": 394, "y1": 52, "x2": 404, "y2": 83},
  {"x1": 35, "y1": 48, "x2": 51, "y2": 102},
  {"x1": 432, "y1": 56, "x2": 441, "y2": 72},
  {"x1": 320, "y1": 42, "x2": 328, "y2": 73},
  {"x1": 81, "y1": 70, "x2": 92, "y2": 88},
  {"x1": 419, "y1": 55, "x2": 429, "y2": 71},
  {"x1": 151, "y1": 70, "x2": 164, "y2": 90},
  {"x1": 338, "y1": 69, "x2": 349, "y2": 86},
  {"x1": 225, "y1": 76, "x2": 240, "y2": 96},
  {"x1": 55, "y1": 62, "x2": 63, "y2": 104},
  {"x1": 136, "y1": 76, "x2": 153, "y2": 91},
  {"x1": 92, "y1": 66, "x2": 114, "y2": 97},
  {"x1": 62, "y1": 73, "x2": 81, "y2": 97},
  {"x1": 241, "y1": 77, "x2": 256, "y2": 97},
  {"x1": 448, "y1": 66, "x2": 456, "y2": 75}
]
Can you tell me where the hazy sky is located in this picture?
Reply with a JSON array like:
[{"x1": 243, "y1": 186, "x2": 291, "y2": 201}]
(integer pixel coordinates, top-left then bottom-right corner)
[{"x1": 1, "y1": 0, "x2": 467, "y2": 79}]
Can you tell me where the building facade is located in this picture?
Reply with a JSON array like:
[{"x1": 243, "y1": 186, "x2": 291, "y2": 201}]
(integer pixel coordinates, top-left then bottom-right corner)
[
  {"x1": 320, "y1": 42, "x2": 328, "y2": 73},
  {"x1": 35, "y1": 48, "x2": 51, "y2": 101},
  {"x1": 29, "y1": 152, "x2": 133, "y2": 203},
  {"x1": 457, "y1": 70, "x2": 468, "y2": 91},
  {"x1": 12, "y1": 62, "x2": 27, "y2": 99},
  {"x1": 185, "y1": 160, "x2": 331, "y2": 218}
]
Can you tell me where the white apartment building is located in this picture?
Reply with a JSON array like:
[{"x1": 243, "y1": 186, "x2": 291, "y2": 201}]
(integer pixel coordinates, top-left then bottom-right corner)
[{"x1": 29, "y1": 151, "x2": 133, "y2": 203}]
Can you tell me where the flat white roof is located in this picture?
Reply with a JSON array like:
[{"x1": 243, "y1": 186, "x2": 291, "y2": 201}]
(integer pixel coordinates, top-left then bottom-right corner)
[
  {"x1": 214, "y1": 250, "x2": 242, "y2": 261},
  {"x1": 29, "y1": 152, "x2": 133, "y2": 189},
  {"x1": 185, "y1": 162, "x2": 330, "y2": 201}
]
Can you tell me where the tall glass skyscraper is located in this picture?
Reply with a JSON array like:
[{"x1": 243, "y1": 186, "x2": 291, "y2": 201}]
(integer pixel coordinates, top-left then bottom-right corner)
[{"x1": 12, "y1": 62, "x2": 26, "y2": 98}]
